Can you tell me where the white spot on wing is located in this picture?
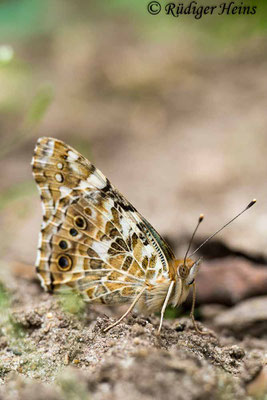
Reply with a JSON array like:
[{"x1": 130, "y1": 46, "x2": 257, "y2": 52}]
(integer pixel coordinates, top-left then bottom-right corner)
[
  {"x1": 79, "y1": 180, "x2": 90, "y2": 190},
  {"x1": 38, "y1": 232, "x2": 43, "y2": 248},
  {"x1": 55, "y1": 173, "x2": 63, "y2": 182},
  {"x1": 91, "y1": 241, "x2": 109, "y2": 256},
  {"x1": 120, "y1": 217, "x2": 131, "y2": 237},
  {"x1": 46, "y1": 139, "x2": 55, "y2": 157},
  {"x1": 68, "y1": 150, "x2": 79, "y2": 160},
  {"x1": 87, "y1": 174, "x2": 106, "y2": 189},
  {"x1": 35, "y1": 249, "x2": 41, "y2": 266},
  {"x1": 59, "y1": 186, "x2": 72, "y2": 197},
  {"x1": 96, "y1": 170, "x2": 107, "y2": 181},
  {"x1": 70, "y1": 163, "x2": 80, "y2": 175}
]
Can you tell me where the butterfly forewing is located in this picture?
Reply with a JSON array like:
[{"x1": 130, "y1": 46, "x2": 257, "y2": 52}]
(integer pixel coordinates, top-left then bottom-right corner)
[{"x1": 32, "y1": 137, "x2": 175, "y2": 305}]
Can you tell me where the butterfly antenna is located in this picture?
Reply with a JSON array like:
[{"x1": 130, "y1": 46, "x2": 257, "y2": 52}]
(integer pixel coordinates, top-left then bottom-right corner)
[
  {"x1": 183, "y1": 214, "x2": 204, "y2": 265},
  {"x1": 189, "y1": 199, "x2": 257, "y2": 258}
]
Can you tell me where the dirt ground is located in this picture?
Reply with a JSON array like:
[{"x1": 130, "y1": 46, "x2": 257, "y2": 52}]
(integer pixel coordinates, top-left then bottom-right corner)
[{"x1": 0, "y1": 262, "x2": 266, "y2": 400}]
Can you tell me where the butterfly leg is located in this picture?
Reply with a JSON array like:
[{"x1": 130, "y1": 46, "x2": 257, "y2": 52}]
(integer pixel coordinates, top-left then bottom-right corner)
[
  {"x1": 157, "y1": 281, "x2": 175, "y2": 335},
  {"x1": 103, "y1": 287, "x2": 147, "y2": 333},
  {"x1": 190, "y1": 281, "x2": 209, "y2": 335}
]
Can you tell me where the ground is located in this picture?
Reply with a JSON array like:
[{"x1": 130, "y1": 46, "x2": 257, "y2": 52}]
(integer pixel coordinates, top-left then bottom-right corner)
[{"x1": 0, "y1": 264, "x2": 266, "y2": 400}]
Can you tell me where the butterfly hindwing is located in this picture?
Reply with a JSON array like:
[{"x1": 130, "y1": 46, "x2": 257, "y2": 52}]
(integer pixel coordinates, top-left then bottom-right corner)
[{"x1": 32, "y1": 137, "x2": 175, "y2": 304}]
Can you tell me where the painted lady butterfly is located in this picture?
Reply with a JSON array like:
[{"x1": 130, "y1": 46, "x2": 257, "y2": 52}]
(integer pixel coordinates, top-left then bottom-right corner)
[{"x1": 32, "y1": 137, "x2": 256, "y2": 334}]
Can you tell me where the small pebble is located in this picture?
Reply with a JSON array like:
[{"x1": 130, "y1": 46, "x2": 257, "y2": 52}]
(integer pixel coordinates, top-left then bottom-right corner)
[
  {"x1": 64, "y1": 353, "x2": 70, "y2": 365},
  {"x1": 131, "y1": 323, "x2": 145, "y2": 336},
  {"x1": 6, "y1": 348, "x2": 22, "y2": 356},
  {"x1": 12, "y1": 349, "x2": 22, "y2": 356},
  {"x1": 43, "y1": 323, "x2": 51, "y2": 333},
  {"x1": 229, "y1": 346, "x2": 245, "y2": 360},
  {"x1": 175, "y1": 323, "x2": 186, "y2": 332}
]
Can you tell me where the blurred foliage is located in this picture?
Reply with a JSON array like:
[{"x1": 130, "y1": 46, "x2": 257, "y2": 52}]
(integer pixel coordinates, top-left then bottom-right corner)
[
  {"x1": 57, "y1": 371, "x2": 89, "y2": 400},
  {"x1": 25, "y1": 86, "x2": 54, "y2": 127},
  {"x1": 0, "y1": 0, "x2": 54, "y2": 40},
  {"x1": 0, "y1": 45, "x2": 14, "y2": 66},
  {"x1": 102, "y1": 0, "x2": 267, "y2": 52},
  {"x1": 1, "y1": 0, "x2": 264, "y2": 159},
  {"x1": 0, "y1": 279, "x2": 26, "y2": 344},
  {"x1": 58, "y1": 291, "x2": 86, "y2": 318},
  {"x1": 164, "y1": 305, "x2": 183, "y2": 319},
  {"x1": 0, "y1": 181, "x2": 35, "y2": 212},
  {"x1": 57, "y1": 371, "x2": 88, "y2": 400},
  {"x1": 0, "y1": 281, "x2": 10, "y2": 314},
  {"x1": 164, "y1": 303, "x2": 202, "y2": 320},
  {"x1": 0, "y1": 0, "x2": 265, "y2": 159},
  {"x1": 0, "y1": 86, "x2": 54, "y2": 159},
  {"x1": 0, "y1": 0, "x2": 266, "y2": 48},
  {"x1": 7, "y1": 314, "x2": 26, "y2": 340}
]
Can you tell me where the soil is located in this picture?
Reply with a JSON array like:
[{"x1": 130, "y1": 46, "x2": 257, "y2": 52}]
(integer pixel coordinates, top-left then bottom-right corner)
[{"x1": 0, "y1": 268, "x2": 266, "y2": 400}]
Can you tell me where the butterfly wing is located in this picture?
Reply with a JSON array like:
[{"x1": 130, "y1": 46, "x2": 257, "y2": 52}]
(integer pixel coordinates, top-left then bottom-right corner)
[{"x1": 32, "y1": 137, "x2": 175, "y2": 304}]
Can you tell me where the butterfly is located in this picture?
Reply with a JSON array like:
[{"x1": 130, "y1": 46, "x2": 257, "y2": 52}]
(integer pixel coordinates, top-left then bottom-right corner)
[{"x1": 32, "y1": 137, "x2": 256, "y2": 334}]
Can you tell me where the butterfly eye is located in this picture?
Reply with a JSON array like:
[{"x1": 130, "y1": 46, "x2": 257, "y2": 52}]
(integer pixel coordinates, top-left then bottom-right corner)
[
  {"x1": 57, "y1": 255, "x2": 72, "y2": 271},
  {"x1": 74, "y1": 215, "x2": 87, "y2": 230},
  {"x1": 178, "y1": 265, "x2": 189, "y2": 279}
]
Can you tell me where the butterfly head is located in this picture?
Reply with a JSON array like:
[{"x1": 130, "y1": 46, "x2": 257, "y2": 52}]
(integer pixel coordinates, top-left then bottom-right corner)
[
  {"x1": 176, "y1": 258, "x2": 201, "y2": 286},
  {"x1": 170, "y1": 258, "x2": 201, "y2": 308}
]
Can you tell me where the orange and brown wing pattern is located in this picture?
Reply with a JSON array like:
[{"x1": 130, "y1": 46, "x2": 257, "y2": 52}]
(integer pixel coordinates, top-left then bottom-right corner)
[{"x1": 32, "y1": 137, "x2": 175, "y2": 304}]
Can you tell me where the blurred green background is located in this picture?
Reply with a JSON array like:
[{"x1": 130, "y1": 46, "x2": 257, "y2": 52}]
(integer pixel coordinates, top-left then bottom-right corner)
[{"x1": 0, "y1": 0, "x2": 266, "y2": 271}]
